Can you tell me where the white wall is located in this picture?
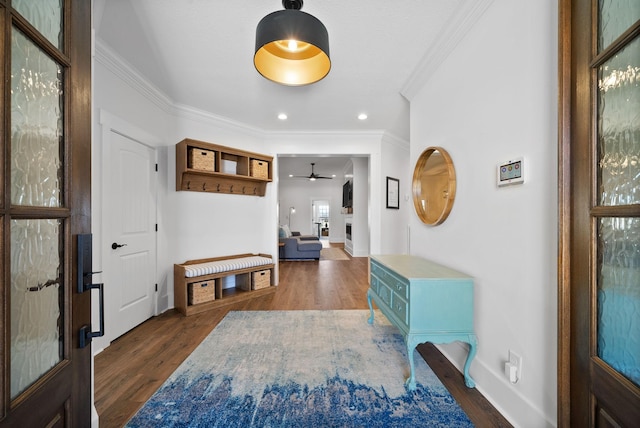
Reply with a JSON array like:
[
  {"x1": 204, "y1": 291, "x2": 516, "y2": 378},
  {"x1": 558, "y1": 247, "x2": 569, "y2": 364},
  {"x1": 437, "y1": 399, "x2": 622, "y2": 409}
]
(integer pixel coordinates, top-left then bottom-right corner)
[
  {"x1": 407, "y1": 1, "x2": 558, "y2": 426},
  {"x1": 351, "y1": 157, "x2": 370, "y2": 256},
  {"x1": 380, "y1": 136, "x2": 411, "y2": 254}
]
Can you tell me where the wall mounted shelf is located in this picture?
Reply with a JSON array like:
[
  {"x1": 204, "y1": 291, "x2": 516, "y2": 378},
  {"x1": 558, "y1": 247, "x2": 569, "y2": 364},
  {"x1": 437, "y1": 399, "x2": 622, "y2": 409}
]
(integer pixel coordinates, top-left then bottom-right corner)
[{"x1": 176, "y1": 138, "x2": 273, "y2": 196}]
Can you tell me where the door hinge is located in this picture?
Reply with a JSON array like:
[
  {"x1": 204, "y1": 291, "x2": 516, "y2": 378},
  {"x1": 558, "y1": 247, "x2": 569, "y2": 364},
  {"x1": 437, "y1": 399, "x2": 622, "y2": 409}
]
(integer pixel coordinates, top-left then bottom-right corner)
[
  {"x1": 155, "y1": 224, "x2": 158, "y2": 232},
  {"x1": 155, "y1": 163, "x2": 158, "y2": 172},
  {"x1": 155, "y1": 283, "x2": 158, "y2": 292}
]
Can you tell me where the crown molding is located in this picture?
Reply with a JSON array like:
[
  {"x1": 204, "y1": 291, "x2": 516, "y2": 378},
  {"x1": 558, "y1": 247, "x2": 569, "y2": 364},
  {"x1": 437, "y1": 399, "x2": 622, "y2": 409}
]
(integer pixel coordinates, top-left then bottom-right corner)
[
  {"x1": 264, "y1": 129, "x2": 390, "y2": 143},
  {"x1": 172, "y1": 103, "x2": 265, "y2": 139},
  {"x1": 94, "y1": 38, "x2": 174, "y2": 113},
  {"x1": 400, "y1": 0, "x2": 494, "y2": 101},
  {"x1": 382, "y1": 132, "x2": 410, "y2": 151},
  {"x1": 95, "y1": 39, "x2": 269, "y2": 138}
]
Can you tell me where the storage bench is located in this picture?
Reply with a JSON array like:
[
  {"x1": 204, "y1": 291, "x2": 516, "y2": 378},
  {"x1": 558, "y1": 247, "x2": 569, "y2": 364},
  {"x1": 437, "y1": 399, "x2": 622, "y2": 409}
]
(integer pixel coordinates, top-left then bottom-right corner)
[{"x1": 174, "y1": 253, "x2": 275, "y2": 316}]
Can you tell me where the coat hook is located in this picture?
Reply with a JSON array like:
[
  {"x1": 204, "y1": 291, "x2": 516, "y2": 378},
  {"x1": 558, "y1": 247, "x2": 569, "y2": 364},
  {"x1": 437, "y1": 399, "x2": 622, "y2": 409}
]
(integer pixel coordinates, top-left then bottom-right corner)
[
  {"x1": 242, "y1": 186, "x2": 246, "y2": 194},
  {"x1": 216, "y1": 183, "x2": 220, "y2": 192},
  {"x1": 253, "y1": 187, "x2": 257, "y2": 195},
  {"x1": 230, "y1": 185, "x2": 234, "y2": 193},
  {"x1": 203, "y1": 182, "x2": 206, "y2": 191},
  {"x1": 187, "y1": 181, "x2": 191, "y2": 190}
]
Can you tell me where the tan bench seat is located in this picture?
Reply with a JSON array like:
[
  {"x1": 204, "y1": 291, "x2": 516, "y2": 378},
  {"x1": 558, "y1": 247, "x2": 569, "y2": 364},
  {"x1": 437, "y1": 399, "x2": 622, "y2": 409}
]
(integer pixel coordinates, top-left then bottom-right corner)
[{"x1": 174, "y1": 253, "x2": 275, "y2": 316}]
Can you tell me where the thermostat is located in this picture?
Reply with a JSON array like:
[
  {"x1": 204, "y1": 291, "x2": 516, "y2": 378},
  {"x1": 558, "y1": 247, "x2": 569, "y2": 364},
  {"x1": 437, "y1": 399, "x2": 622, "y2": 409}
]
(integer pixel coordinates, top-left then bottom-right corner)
[{"x1": 497, "y1": 157, "x2": 524, "y2": 187}]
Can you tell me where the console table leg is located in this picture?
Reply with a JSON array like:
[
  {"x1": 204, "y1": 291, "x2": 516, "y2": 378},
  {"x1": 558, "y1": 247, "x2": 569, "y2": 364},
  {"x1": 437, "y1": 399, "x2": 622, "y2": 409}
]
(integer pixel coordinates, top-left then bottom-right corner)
[
  {"x1": 405, "y1": 338, "x2": 419, "y2": 390},
  {"x1": 463, "y1": 334, "x2": 478, "y2": 388},
  {"x1": 367, "y1": 290, "x2": 375, "y2": 325}
]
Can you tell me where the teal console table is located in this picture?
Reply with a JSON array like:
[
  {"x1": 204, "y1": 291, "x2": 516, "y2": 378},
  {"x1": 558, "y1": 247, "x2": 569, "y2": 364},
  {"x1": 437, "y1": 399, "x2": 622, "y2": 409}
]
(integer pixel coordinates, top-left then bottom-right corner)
[{"x1": 367, "y1": 254, "x2": 477, "y2": 390}]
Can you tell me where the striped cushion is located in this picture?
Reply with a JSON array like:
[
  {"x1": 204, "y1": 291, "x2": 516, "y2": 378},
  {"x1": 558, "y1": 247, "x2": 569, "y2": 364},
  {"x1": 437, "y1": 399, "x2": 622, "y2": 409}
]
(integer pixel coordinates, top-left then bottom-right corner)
[{"x1": 184, "y1": 256, "x2": 272, "y2": 278}]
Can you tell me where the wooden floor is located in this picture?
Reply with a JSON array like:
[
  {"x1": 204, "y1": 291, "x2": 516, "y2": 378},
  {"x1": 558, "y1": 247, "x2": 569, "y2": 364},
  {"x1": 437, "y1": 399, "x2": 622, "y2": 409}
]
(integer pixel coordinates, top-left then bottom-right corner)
[{"x1": 94, "y1": 245, "x2": 512, "y2": 427}]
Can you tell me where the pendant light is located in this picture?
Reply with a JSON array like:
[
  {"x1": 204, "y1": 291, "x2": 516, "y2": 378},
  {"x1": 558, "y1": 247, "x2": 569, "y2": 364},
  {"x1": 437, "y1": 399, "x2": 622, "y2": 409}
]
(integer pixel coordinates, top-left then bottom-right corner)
[{"x1": 254, "y1": 0, "x2": 330, "y2": 86}]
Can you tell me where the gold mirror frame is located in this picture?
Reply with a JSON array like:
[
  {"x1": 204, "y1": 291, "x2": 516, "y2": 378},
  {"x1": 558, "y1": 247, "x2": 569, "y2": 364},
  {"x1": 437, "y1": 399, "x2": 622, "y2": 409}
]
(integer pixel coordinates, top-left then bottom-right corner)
[{"x1": 412, "y1": 147, "x2": 457, "y2": 225}]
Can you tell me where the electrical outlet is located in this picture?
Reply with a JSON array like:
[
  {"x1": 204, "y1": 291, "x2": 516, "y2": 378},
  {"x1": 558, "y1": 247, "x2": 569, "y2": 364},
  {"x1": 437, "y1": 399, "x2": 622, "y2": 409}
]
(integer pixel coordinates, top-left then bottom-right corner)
[{"x1": 508, "y1": 350, "x2": 522, "y2": 382}]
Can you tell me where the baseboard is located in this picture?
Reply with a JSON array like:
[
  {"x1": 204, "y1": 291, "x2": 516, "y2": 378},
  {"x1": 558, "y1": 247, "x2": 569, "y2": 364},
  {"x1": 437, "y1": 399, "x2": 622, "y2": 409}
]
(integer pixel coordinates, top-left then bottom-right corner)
[
  {"x1": 435, "y1": 342, "x2": 556, "y2": 428},
  {"x1": 91, "y1": 405, "x2": 99, "y2": 428}
]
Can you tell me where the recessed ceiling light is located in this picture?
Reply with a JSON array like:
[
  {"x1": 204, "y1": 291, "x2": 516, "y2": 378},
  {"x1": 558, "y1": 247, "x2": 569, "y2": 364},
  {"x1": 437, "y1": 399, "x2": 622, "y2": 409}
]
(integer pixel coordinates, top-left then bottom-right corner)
[
  {"x1": 358, "y1": 113, "x2": 368, "y2": 120},
  {"x1": 278, "y1": 113, "x2": 288, "y2": 120}
]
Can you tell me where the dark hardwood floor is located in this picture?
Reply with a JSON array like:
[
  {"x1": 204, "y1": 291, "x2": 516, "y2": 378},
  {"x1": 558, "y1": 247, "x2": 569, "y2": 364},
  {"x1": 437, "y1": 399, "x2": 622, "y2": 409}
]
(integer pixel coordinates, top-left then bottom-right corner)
[{"x1": 94, "y1": 244, "x2": 512, "y2": 427}]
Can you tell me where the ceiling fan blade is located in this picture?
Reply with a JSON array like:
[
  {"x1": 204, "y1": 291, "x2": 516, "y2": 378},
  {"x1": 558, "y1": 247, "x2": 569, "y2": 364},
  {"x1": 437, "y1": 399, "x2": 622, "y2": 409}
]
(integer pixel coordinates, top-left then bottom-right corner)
[{"x1": 290, "y1": 163, "x2": 333, "y2": 180}]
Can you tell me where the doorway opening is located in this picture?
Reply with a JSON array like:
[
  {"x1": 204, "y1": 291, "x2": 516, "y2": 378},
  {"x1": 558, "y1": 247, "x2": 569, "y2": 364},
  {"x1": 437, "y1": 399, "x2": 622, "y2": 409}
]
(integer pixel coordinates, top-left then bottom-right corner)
[{"x1": 312, "y1": 199, "x2": 330, "y2": 245}]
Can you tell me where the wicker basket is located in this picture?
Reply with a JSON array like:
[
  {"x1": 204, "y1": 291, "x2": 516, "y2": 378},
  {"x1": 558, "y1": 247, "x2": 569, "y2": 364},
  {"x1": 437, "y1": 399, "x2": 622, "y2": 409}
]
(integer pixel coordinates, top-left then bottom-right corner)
[
  {"x1": 250, "y1": 159, "x2": 268, "y2": 179},
  {"x1": 252, "y1": 269, "x2": 271, "y2": 289},
  {"x1": 188, "y1": 148, "x2": 215, "y2": 171},
  {"x1": 188, "y1": 280, "x2": 215, "y2": 305},
  {"x1": 236, "y1": 269, "x2": 271, "y2": 291}
]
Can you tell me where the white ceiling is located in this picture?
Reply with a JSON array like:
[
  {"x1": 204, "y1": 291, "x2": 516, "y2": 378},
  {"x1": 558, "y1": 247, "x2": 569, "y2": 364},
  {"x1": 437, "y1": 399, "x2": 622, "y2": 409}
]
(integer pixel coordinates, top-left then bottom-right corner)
[{"x1": 94, "y1": 0, "x2": 471, "y2": 177}]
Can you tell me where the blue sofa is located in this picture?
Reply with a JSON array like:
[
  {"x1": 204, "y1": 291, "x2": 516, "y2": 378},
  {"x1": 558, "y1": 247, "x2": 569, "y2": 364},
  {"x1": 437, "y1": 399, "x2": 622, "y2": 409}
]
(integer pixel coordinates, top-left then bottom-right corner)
[{"x1": 279, "y1": 228, "x2": 322, "y2": 260}]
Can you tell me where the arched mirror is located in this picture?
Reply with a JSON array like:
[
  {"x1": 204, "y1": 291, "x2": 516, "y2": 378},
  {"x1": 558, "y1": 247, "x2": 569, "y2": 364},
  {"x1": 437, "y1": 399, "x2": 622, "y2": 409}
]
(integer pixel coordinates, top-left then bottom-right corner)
[{"x1": 412, "y1": 147, "x2": 456, "y2": 225}]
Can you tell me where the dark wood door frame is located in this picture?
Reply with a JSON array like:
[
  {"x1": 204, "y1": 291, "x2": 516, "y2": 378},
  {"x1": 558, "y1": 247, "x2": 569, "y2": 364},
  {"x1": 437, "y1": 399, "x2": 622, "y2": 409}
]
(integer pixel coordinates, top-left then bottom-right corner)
[
  {"x1": 557, "y1": 2, "x2": 572, "y2": 426},
  {"x1": 559, "y1": 1, "x2": 640, "y2": 426}
]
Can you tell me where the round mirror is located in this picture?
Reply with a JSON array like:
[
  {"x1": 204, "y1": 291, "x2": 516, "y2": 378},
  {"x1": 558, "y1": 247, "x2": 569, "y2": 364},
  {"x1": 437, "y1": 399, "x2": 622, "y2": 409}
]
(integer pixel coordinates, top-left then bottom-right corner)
[{"x1": 412, "y1": 147, "x2": 456, "y2": 225}]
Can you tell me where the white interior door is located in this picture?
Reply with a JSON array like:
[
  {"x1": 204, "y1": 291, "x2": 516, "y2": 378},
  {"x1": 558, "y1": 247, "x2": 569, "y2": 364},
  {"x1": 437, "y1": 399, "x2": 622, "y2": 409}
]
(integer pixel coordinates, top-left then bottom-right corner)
[{"x1": 108, "y1": 132, "x2": 157, "y2": 340}]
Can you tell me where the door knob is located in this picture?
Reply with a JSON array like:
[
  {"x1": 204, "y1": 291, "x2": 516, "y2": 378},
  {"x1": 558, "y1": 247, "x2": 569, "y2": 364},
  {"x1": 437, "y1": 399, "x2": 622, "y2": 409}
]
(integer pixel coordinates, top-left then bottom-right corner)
[{"x1": 111, "y1": 242, "x2": 127, "y2": 250}]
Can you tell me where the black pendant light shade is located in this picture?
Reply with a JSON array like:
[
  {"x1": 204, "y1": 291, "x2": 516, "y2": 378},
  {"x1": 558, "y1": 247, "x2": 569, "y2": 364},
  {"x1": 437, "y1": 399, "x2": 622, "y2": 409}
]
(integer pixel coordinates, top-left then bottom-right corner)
[{"x1": 254, "y1": 1, "x2": 330, "y2": 86}]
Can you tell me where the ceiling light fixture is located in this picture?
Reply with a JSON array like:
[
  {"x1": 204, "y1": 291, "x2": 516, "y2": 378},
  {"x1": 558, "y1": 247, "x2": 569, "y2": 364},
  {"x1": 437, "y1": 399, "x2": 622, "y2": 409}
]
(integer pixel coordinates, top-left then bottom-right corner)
[
  {"x1": 358, "y1": 113, "x2": 368, "y2": 120},
  {"x1": 254, "y1": 0, "x2": 331, "y2": 86},
  {"x1": 278, "y1": 113, "x2": 288, "y2": 120}
]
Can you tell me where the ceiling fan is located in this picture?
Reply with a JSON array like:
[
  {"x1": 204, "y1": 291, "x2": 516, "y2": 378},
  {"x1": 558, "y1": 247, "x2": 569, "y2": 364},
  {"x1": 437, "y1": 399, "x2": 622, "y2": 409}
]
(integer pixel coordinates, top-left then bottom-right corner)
[{"x1": 291, "y1": 163, "x2": 333, "y2": 181}]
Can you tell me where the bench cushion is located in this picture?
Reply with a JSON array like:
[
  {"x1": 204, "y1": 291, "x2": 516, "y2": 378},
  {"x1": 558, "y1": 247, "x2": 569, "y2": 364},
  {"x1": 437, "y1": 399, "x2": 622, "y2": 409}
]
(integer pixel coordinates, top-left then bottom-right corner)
[{"x1": 184, "y1": 256, "x2": 272, "y2": 278}]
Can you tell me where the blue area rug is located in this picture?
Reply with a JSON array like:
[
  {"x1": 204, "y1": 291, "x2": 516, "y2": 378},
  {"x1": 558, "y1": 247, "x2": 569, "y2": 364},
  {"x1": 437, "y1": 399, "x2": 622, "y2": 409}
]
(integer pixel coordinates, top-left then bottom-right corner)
[{"x1": 126, "y1": 310, "x2": 474, "y2": 427}]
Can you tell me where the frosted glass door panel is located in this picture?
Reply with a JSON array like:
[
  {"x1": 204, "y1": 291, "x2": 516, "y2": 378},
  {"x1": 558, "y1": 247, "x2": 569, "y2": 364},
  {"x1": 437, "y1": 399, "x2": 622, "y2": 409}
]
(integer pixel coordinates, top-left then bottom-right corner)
[
  {"x1": 597, "y1": 36, "x2": 640, "y2": 206},
  {"x1": 598, "y1": 0, "x2": 640, "y2": 51},
  {"x1": 11, "y1": 28, "x2": 63, "y2": 207},
  {"x1": 12, "y1": 0, "x2": 63, "y2": 48},
  {"x1": 597, "y1": 217, "x2": 640, "y2": 387},
  {"x1": 10, "y1": 219, "x2": 63, "y2": 398}
]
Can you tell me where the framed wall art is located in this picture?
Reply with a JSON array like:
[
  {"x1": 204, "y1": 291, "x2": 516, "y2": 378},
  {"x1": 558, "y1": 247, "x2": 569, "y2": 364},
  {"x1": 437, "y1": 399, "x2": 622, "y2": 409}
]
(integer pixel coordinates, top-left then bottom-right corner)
[{"x1": 386, "y1": 177, "x2": 400, "y2": 209}]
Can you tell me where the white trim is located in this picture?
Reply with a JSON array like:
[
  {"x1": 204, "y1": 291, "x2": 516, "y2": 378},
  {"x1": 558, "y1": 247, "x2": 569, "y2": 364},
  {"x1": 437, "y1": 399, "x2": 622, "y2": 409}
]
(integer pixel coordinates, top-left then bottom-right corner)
[
  {"x1": 400, "y1": 0, "x2": 495, "y2": 101},
  {"x1": 172, "y1": 102, "x2": 264, "y2": 139},
  {"x1": 381, "y1": 132, "x2": 410, "y2": 152},
  {"x1": 95, "y1": 39, "x2": 173, "y2": 114},
  {"x1": 99, "y1": 109, "x2": 164, "y2": 148},
  {"x1": 436, "y1": 342, "x2": 554, "y2": 427}
]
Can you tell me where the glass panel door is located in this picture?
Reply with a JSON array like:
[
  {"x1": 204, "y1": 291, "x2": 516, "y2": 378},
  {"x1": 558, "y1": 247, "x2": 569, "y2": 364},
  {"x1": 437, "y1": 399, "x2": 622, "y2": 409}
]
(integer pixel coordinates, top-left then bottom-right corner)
[
  {"x1": 0, "y1": 0, "x2": 91, "y2": 424},
  {"x1": 598, "y1": 0, "x2": 640, "y2": 51},
  {"x1": 8, "y1": 2, "x2": 66, "y2": 405},
  {"x1": 595, "y1": 27, "x2": 640, "y2": 390},
  {"x1": 10, "y1": 219, "x2": 62, "y2": 398},
  {"x1": 561, "y1": 0, "x2": 640, "y2": 424},
  {"x1": 12, "y1": 0, "x2": 63, "y2": 48},
  {"x1": 11, "y1": 29, "x2": 63, "y2": 208},
  {"x1": 597, "y1": 217, "x2": 640, "y2": 387},
  {"x1": 592, "y1": 1, "x2": 640, "y2": 423}
]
